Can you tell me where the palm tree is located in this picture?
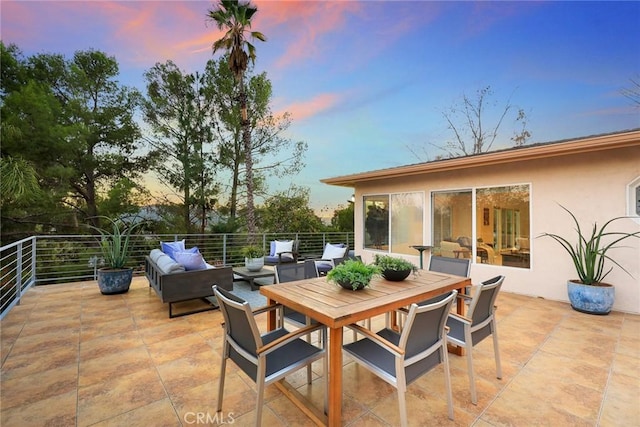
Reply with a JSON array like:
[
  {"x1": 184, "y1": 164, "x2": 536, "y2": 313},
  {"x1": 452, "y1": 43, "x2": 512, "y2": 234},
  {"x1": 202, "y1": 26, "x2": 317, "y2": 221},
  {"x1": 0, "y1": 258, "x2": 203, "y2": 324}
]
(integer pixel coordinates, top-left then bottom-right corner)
[{"x1": 207, "y1": 0, "x2": 266, "y2": 239}]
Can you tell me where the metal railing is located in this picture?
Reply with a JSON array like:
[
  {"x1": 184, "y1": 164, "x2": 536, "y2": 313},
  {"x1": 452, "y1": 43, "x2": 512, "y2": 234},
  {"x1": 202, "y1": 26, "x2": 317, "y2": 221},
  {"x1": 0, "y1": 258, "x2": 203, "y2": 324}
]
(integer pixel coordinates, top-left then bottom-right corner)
[{"x1": 0, "y1": 232, "x2": 353, "y2": 320}]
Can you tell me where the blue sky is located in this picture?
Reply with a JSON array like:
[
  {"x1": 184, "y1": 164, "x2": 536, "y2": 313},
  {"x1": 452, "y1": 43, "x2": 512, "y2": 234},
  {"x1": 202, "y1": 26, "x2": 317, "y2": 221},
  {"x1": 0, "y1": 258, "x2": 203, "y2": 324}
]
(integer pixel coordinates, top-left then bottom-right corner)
[{"x1": 2, "y1": 1, "x2": 639, "y2": 216}]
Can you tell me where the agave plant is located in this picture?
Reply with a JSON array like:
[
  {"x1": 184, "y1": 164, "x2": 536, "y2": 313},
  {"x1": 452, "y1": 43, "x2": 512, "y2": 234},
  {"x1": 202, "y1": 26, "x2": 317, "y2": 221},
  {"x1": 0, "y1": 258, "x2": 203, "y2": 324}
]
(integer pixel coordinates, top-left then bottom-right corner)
[
  {"x1": 539, "y1": 205, "x2": 640, "y2": 285},
  {"x1": 89, "y1": 216, "x2": 144, "y2": 269}
]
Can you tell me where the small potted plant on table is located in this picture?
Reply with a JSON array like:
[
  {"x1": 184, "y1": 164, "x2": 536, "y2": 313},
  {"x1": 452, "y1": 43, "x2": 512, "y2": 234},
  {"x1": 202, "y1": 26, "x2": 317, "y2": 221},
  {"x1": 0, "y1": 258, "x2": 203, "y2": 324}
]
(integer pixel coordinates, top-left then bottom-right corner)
[
  {"x1": 327, "y1": 259, "x2": 382, "y2": 290},
  {"x1": 242, "y1": 245, "x2": 265, "y2": 272},
  {"x1": 374, "y1": 254, "x2": 418, "y2": 281}
]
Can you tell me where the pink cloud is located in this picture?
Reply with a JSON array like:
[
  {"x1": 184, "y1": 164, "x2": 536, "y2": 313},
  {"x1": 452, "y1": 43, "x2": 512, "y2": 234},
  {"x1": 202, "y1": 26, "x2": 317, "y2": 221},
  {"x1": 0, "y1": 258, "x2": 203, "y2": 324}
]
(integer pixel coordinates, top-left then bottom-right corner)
[
  {"x1": 254, "y1": 1, "x2": 363, "y2": 68},
  {"x1": 279, "y1": 93, "x2": 342, "y2": 121}
]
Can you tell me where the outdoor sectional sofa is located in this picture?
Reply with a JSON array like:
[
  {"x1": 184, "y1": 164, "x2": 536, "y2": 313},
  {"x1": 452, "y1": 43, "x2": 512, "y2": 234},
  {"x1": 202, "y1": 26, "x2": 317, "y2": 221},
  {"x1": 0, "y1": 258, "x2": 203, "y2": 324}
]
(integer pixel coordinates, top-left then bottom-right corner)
[{"x1": 145, "y1": 249, "x2": 233, "y2": 318}]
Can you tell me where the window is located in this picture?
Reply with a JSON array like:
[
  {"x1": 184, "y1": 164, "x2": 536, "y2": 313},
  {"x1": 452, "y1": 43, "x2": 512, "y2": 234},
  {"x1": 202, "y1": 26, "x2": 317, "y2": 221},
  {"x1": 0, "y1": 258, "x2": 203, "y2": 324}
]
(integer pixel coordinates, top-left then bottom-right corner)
[
  {"x1": 432, "y1": 184, "x2": 530, "y2": 268},
  {"x1": 364, "y1": 192, "x2": 424, "y2": 255}
]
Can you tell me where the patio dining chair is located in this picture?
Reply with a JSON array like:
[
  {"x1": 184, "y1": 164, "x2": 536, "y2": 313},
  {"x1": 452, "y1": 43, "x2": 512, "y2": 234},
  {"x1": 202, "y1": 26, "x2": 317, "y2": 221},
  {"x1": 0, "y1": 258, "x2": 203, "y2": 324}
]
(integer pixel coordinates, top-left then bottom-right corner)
[
  {"x1": 392, "y1": 255, "x2": 471, "y2": 329},
  {"x1": 428, "y1": 255, "x2": 471, "y2": 277},
  {"x1": 274, "y1": 261, "x2": 320, "y2": 330},
  {"x1": 213, "y1": 285, "x2": 327, "y2": 426},
  {"x1": 343, "y1": 290, "x2": 458, "y2": 426},
  {"x1": 446, "y1": 275, "x2": 505, "y2": 404}
]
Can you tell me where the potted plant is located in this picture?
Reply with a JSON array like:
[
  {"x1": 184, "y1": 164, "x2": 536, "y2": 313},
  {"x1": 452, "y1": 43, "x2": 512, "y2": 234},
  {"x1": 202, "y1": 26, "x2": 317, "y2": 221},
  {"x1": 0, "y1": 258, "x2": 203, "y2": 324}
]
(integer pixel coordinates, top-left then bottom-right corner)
[
  {"x1": 327, "y1": 259, "x2": 382, "y2": 290},
  {"x1": 89, "y1": 216, "x2": 144, "y2": 295},
  {"x1": 241, "y1": 245, "x2": 265, "y2": 272},
  {"x1": 539, "y1": 205, "x2": 640, "y2": 315},
  {"x1": 374, "y1": 254, "x2": 418, "y2": 281}
]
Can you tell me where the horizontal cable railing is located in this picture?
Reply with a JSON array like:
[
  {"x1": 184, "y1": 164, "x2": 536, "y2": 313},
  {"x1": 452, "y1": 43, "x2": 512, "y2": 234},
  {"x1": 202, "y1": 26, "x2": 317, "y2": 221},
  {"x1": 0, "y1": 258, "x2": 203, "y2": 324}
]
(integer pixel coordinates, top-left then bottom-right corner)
[
  {"x1": 1, "y1": 232, "x2": 353, "y2": 319},
  {"x1": 1, "y1": 237, "x2": 37, "y2": 320}
]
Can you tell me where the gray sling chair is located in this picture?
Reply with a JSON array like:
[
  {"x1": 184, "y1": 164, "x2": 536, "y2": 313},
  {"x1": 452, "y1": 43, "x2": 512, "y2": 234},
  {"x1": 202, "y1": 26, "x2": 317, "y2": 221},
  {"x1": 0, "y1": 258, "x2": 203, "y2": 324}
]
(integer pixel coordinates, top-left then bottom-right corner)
[
  {"x1": 273, "y1": 260, "x2": 323, "y2": 360},
  {"x1": 391, "y1": 255, "x2": 471, "y2": 330},
  {"x1": 213, "y1": 285, "x2": 327, "y2": 427},
  {"x1": 343, "y1": 290, "x2": 458, "y2": 426},
  {"x1": 428, "y1": 255, "x2": 472, "y2": 277},
  {"x1": 446, "y1": 275, "x2": 505, "y2": 405}
]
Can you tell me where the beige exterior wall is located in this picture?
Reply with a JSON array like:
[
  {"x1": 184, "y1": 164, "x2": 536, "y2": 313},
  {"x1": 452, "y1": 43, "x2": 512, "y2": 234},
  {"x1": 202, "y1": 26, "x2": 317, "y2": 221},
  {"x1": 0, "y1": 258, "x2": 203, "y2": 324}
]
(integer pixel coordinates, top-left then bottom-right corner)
[{"x1": 351, "y1": 145, "x2": 640, "y2": 314}]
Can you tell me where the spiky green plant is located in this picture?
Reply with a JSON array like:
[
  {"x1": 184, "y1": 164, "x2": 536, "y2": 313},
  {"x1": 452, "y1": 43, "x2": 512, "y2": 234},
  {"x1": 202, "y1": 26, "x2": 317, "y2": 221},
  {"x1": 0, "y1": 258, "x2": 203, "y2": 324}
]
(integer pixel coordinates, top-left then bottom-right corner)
[
  {"x1": 539, "y1": 205, "x2": 640, "y2": 285},
  {"x1": 88, "y1": 216, "x2": 144, "y2": 269}
]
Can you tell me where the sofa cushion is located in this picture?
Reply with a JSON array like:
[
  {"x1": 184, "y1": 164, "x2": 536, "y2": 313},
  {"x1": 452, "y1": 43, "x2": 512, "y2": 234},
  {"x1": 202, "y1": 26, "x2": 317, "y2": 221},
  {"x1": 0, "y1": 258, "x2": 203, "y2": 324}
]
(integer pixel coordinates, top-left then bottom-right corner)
[
  {"x1": 173, "y1": 251, "x2": 208, "y2": 271},
  {"x1": 321, "y1": 243, "x2": 347, "y2": 260},
  {"x1": 154, "y1": 252, "x2": 186, "y2": 274},
  {"x1": 274, "y1": 240, "x2": 294, "y2": 255},
  {"x1": 160, "y1": 240, "x2": 186, "y2": 260}
]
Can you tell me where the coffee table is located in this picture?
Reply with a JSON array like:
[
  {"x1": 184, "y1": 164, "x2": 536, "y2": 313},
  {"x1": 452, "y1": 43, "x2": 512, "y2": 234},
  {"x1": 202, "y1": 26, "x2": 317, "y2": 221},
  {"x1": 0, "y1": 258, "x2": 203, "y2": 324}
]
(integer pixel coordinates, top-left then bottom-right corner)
[{"x1": 232, "y1": 266, "x2": 275, "y2": 291}]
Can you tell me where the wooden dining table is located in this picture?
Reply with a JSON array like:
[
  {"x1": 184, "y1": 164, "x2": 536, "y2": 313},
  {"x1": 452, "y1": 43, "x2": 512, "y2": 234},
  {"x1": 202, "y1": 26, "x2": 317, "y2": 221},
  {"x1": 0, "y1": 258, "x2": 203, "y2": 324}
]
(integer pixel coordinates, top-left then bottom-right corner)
[{"x1": 261, "y1": 270, "x2": 471, "y2": 427}]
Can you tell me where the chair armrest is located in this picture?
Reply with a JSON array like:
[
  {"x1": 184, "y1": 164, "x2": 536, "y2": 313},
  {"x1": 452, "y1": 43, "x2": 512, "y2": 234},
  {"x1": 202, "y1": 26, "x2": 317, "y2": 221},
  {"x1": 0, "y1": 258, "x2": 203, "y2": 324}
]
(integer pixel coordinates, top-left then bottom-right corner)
[
  {"x1": 276, "y1": 251, "x2": 297, "y2": 261},
  {"x1": 456, "y1": 293, "x2": 473, "y2": 301},
  {"x1": 345, "y1": 323, "x2": 405, "y2": 356},
  {"x1": 448, "y1": 312, "x2": 472, "y2": 324},
  {"x1": 252, "y1": 303, "x2": 283, "y2": 316},
  {"x1": 257, "y1": 323, "x2": 326, "y2": 355}
]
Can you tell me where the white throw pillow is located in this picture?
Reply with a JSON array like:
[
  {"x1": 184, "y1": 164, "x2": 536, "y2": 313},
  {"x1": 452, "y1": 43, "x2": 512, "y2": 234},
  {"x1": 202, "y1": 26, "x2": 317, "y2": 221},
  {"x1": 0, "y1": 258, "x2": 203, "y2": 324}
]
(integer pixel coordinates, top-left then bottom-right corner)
[
  {"x1": 322, "y1": 243, "x2": 346, "y2": 260},
  {"x1": 274, "y1": 240, "x2": 294, "y2": 255},
  {"x1": 173, "y1": 251, "x2": 207, "y2": 271}
]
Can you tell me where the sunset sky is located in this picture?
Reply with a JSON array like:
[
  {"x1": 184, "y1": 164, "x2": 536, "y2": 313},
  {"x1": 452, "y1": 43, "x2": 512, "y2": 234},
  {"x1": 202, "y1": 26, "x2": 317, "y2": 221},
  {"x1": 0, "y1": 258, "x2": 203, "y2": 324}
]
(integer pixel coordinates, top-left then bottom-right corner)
[{"x1": 2, "y1": 1, "x2": 639, "y2": 216}]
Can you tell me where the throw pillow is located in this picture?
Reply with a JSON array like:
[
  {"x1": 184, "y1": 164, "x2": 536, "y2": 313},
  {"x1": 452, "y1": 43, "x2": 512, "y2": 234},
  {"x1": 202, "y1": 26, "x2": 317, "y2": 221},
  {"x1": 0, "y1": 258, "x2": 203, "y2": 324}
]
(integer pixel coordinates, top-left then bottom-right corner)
[
  {"x1": 160, "y1": 239, "x2": 186, "y2": 260},
  {"x1": 173, "y1": 251, "x2": 208, "y2": 271},
  {"x1": 274, "y1": 240, "x2": 294, "y2": 255},
  {"x1": 321, "y1": 243, "x2": 346, "y2": 260}
]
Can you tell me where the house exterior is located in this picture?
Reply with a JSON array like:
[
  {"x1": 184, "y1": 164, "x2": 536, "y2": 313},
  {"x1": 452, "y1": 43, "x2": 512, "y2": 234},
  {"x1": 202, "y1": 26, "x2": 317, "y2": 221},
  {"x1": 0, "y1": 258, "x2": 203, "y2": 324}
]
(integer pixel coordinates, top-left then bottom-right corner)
[{"x1": 322, "y1": 129, "x2": 640, "y2": 314}]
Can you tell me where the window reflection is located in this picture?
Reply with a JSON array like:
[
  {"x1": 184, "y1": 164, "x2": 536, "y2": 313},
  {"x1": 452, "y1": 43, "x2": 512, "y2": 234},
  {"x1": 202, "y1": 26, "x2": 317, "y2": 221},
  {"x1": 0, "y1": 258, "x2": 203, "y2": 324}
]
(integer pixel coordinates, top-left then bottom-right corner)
[
  {"x1": 432, "y1": 185, "x2": 530, "y2": 268},
  {"x1": 364, "y1": 193, "x2": 424, "y2": 255}
]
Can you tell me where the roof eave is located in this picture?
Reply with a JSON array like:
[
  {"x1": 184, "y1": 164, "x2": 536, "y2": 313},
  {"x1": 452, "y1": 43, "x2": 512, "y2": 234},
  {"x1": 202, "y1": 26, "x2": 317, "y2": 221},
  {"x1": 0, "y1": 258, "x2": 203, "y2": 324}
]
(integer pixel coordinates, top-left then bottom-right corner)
[{"x1": 321, "y1": 129, "x2": 640, "y2": 188}]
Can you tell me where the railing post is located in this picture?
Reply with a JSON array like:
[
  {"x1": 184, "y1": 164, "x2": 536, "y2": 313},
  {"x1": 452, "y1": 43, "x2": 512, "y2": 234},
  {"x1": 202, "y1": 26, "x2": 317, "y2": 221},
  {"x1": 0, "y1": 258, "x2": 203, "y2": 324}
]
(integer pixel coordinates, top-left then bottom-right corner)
[
  {"x1": 222, "y1": 234, "x2": 227, "y2": 265},
  {"x1": 31, "y1": 237, "x2": 37, "y2": 286},
  {"x1": 16, "y1": 242, "x2": 23, "y2": 305}
]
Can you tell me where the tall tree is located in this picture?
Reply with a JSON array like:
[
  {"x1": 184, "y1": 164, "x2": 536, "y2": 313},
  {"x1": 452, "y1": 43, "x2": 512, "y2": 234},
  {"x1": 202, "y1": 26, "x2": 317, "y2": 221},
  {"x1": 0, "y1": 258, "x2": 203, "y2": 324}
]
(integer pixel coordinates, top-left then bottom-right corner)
[
  {"x1": 331, "y1": 203, "x2": 355, "y2": 232},
  {"x1": 207, "y1": 0, "x2": 266, "y2": 238},
  {"x1": 1, "y1": 46, "x2": 150, "y2": 236},
  {"x1": 204, "y1": 58, "x2": 306, "y2": 227},
  {"x1": 63, "y1": 50, "x2": 148, "y2": 227},
  {"x1": 142, "y1": 61, "x2": 220, "y2": 233},
  {"x1": 410, "y1": 86, "x2": 531, "y2": 160},
  {"x1": 258, "y1": 186, "x2": 324, "y2": 233}
]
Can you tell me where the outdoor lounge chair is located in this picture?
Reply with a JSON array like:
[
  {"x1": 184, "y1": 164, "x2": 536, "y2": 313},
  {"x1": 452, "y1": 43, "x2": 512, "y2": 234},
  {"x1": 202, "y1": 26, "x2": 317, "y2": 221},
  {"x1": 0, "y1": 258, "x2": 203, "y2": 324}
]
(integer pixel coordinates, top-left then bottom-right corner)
[
  {"x1": 263, "y1": 239, "x2": 300, "y2": 265},
  {"x1": 313, "y1": 243, "x2": 349, "y2": 275}
]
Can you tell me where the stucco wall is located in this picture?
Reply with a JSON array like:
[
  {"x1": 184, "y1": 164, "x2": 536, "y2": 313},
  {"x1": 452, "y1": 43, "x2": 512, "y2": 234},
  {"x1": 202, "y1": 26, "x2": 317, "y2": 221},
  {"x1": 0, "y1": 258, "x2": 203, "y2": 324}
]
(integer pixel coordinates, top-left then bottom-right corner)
[{"x1": 353, "y1": 145, "x2": 640, "y2": 314}]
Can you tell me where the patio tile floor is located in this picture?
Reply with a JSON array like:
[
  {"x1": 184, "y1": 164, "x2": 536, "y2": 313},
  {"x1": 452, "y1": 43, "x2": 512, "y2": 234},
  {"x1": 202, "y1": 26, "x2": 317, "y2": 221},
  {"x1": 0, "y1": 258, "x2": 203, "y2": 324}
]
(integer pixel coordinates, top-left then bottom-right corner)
[{"x1": 1, "y1": 277, "x2": 638, "y2": 426}]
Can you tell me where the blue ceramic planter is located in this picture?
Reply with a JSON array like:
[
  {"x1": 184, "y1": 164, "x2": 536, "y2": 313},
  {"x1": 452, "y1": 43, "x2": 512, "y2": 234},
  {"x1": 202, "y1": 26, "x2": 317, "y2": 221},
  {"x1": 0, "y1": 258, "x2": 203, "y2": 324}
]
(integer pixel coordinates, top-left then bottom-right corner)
[
  {"x1": 567, "y1": 280, "x2": 614, "y2": 315},
  {"x1": 97, "y1": 268, "x2": 133, "y2": 295}
]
